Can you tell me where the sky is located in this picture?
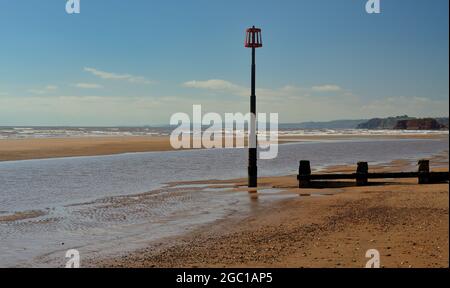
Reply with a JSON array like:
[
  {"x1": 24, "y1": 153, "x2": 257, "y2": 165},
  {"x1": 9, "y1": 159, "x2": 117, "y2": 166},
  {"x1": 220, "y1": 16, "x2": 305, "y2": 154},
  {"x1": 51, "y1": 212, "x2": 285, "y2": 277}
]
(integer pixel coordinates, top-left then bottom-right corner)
[{"x1": 0, "y1": 0, "x2": 448, "y2": 126}]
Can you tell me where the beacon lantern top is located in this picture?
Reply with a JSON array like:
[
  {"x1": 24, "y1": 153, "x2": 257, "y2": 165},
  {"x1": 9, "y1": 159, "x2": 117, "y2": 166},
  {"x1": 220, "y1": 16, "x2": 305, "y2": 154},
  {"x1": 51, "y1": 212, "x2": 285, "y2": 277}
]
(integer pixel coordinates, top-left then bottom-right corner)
[{"x1": 245, "y1": 26, "x2": 262, "y2": 48}]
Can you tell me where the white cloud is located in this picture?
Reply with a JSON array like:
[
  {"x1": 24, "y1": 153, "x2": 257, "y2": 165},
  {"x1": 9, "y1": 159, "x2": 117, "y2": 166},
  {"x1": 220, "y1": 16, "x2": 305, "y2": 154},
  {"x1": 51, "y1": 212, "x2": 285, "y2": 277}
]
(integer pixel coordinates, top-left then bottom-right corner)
[
  {"x1": 0, "y1": 93, "x2": 447, "y2": 126},
  {"x1": 1, "y1": 78, "x2": 447, "y2": 125},
  {"x1": 183, "y1": 79, "x2": 346, "y2": 99},
  {"x1": 28, "y1": 85, "x2": 58, "y2": 95},
  {"x1": 84, "y1": 67, "x2": 153, "y2": 84},
  {"x1": 73, "y1": 83, "x2": 103, "y2": 89},
  {"x1": 183, "y1": 79, "x2": 238, "y2": 90},
  {"x1": 311, "y1": 84, "x2": 342, "y2": 92},
  {"x1": 182, "y1": 79, "x2": 448, "y2": 122},
  {"x1": 183, "y1": 79, "x2": 247, "y2": 96},
  {"x1": 0, "y1": 95, "x2": 170, "y2": 126}
]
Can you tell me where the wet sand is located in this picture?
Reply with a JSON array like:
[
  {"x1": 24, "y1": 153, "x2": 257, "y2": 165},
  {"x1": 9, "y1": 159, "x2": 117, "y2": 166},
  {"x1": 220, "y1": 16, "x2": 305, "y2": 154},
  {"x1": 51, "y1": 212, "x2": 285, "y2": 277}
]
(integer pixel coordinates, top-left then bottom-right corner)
[
  {"x1": 0, "y1": 210, "x2": 48, "y2": 223},
  {"x1": 0, "y1": 134, "x2": 447, "y2": 162},
  {"x1": 0, "y1": 136, "x2": 172, "y2": 162},
  {"x1": 91, "y1": 155, "x2": 449, "y2": 268}
]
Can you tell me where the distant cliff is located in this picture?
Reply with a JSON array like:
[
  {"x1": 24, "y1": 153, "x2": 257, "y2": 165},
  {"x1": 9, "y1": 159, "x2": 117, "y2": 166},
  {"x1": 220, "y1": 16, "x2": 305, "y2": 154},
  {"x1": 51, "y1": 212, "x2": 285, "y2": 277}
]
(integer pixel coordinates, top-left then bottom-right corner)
[
  {"x1": 280, "y1": 116, "x2": 449, "y2": 130},
  {"x1": 436, "y1": 117, "x2": 449, "y2": 127},
  {"x1": 357, "y1": 115, "x2": 413, "y2": 129},
  {"x1": 394, "y1": 118, "x2": 446, "y2": 130},
  {"x1": 357, "y1": 116, "x2": 448, "y2": 130}
]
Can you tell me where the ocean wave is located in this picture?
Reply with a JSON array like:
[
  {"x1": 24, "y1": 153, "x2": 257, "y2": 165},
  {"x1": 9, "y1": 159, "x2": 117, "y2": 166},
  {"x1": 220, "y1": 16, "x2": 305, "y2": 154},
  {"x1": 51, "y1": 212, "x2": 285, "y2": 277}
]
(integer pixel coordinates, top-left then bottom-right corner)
[{"x1": 0, "y1": 127, "x2": 447, "y2": 140}]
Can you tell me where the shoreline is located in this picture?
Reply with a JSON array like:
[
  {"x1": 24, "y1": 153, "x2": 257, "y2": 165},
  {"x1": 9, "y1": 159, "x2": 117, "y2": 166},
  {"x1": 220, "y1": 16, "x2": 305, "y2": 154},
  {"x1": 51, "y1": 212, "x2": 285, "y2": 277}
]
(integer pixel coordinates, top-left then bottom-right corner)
[
  {"x1": 89, "y1": 154, "x2": 449, "y2": 268},
  {"x1": 0, "y1": 133, "x2": 448, "y2": 162}
]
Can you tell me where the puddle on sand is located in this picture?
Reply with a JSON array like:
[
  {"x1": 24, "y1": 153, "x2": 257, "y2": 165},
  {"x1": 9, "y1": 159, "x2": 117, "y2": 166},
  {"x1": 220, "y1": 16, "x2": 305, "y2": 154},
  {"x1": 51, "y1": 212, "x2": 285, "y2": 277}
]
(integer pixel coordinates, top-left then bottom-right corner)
[
  {"x1": 1, "y1": 184, "x2": 275, "y2": 267},
  {"x1": 244, "y1": 187, "x2": 343, "y2": 201}
]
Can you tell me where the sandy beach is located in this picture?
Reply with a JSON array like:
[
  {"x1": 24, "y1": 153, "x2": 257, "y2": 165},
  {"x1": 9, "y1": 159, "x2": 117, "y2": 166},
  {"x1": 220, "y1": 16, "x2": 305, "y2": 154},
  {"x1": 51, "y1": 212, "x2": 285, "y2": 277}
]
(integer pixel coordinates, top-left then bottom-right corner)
[
  {"x1": 88, "y1": 154, "x2": 449, "y2": 268},
  {"x1": 0, "y1": 133, "x2": 447, "y2": 162}
]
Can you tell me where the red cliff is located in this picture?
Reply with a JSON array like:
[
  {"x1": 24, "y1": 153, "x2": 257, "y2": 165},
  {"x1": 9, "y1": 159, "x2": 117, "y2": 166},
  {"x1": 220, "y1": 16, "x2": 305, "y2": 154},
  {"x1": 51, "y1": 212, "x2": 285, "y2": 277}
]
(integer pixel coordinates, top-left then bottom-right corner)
[{"x1": 394, "y1": 118, "x2": 446, "y2": 130}]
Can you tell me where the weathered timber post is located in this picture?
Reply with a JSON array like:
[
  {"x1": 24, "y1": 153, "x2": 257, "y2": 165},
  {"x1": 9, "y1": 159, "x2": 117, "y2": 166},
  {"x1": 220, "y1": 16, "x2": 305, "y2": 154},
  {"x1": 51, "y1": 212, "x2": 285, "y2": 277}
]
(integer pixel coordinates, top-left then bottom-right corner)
[
  {"x1": 298, "y1": 160, "x2": 312, "y2": 188},
  {"x1": 356, "y1": 162, "x2": 369, "y2": 186},
  {"x1": 418, "y1": 159, "x2": 430, "y2": 184}
]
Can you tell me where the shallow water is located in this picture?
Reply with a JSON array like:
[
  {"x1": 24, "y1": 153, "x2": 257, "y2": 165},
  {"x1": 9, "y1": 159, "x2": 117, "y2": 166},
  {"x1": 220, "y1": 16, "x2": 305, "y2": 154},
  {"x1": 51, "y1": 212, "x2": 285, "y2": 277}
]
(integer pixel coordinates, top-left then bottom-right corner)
[{"x1": 0, "y1": 137, "x2": 448, "y2": 267}]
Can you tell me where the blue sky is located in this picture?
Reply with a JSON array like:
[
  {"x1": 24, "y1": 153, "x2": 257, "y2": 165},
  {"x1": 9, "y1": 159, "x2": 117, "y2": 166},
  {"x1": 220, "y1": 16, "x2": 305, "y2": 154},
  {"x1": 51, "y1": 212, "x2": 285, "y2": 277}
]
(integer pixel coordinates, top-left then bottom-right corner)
[{"x1": 0, "y1": 0, "x2": 448, "y2": 126}]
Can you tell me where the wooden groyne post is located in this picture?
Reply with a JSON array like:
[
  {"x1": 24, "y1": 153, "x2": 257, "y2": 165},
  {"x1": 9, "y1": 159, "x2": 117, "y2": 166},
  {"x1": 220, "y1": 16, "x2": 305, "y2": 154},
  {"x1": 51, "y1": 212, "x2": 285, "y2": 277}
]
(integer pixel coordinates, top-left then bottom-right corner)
[
  {"x1": 298, "y1": 160, "x2": 311, "y2": 188},
  {"x1": 418, "y1": 160, "x2": 430, "y2": 184},
  {"x1": 356, "y1": 162, "x2": 369, "y2": 186},
  {"x1": 297, "y1": 159, "x2": 449, "y2": 188}
]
